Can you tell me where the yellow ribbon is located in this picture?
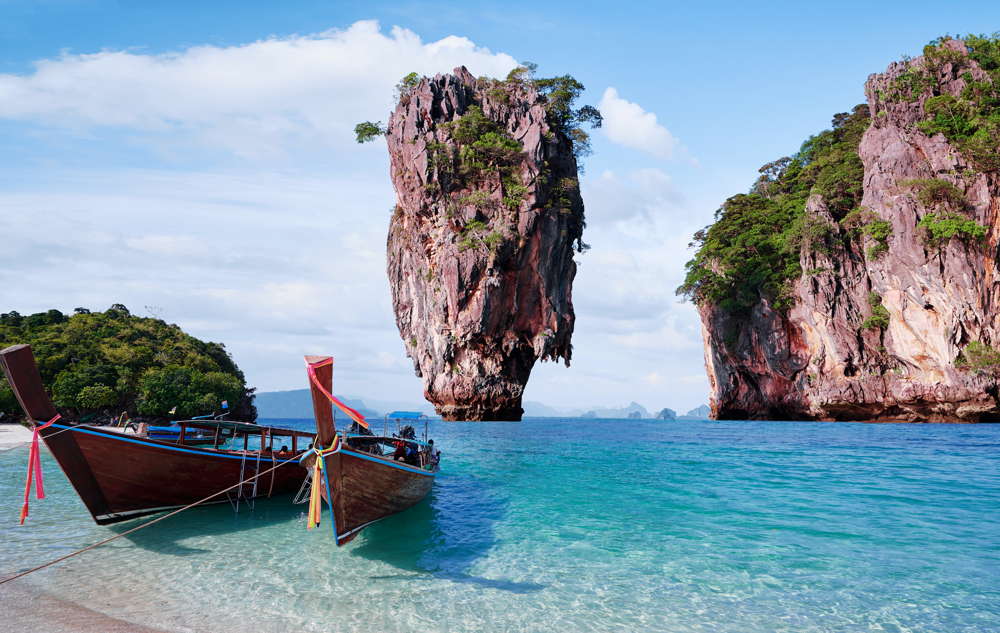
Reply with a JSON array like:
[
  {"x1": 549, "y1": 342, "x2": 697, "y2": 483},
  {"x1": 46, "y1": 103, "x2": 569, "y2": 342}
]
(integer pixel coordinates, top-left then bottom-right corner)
[{"x1": 305, "y1": 436, "x2": 339, "y2": 530}]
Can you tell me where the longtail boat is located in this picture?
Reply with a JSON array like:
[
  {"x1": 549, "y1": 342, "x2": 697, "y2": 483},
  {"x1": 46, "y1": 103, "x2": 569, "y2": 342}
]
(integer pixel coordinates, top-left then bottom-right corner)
[
  {"x1": 0, "y1": 344, "x2": 313, "y2": 525},
  {"x1": 299, "y1": 355, "x2": 439, "y2": 545}
]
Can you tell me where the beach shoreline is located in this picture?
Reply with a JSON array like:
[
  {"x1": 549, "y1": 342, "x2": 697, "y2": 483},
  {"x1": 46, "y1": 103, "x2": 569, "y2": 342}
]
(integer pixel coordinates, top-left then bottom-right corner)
[
  {"x1": 0, "y1": 578, "x2": 170, "y2": 633},
  {"x1": 0, "y1": 422, "x2": 32, "y2": 451}
]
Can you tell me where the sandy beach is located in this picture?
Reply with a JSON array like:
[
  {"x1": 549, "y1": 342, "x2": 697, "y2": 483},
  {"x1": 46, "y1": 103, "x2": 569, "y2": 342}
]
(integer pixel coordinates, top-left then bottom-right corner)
[
  {"x1": 0, "y1": 578, "x2": 169, "y2": 633},
  {"x1": 0, "y1": 423, "x2": 32, "y2": 451}
]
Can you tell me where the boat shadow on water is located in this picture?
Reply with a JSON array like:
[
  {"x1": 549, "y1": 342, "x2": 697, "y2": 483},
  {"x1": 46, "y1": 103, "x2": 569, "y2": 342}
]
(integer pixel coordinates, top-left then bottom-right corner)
[
  {"x1": 107, "y1": 473, "x2": 543, "y2": 593},
  {"x1": 107, "y1": 494, "x2": 305, "y2": 555},
  {"x1": 350, "y1": 473, "x2": 545, "y2": 594}
]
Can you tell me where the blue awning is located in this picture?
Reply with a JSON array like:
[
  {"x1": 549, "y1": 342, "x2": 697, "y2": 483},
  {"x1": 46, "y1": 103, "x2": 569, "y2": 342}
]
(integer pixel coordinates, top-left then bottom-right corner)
[{"x1": 386, "y1": 411, "x2": 425, "y2": 419}]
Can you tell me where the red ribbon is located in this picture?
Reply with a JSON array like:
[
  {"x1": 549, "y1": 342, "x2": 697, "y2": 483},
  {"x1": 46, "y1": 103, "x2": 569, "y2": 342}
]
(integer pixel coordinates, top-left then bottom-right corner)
[
  {"x1": 20, "y1": 414, "x2": 60, "y2": 525},
  {"x1": 306, "y1": 360, "x2": 369, "y2": 429}
]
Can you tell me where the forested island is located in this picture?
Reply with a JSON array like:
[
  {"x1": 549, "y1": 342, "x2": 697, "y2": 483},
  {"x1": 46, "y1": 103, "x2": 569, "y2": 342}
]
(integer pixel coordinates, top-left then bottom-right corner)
[
  {"x1": 680, "y1": 35, "x2": 1000, "y2": 422},
  {"x1": 0, "y1": 305, "x2": 255, "y2": 422}
]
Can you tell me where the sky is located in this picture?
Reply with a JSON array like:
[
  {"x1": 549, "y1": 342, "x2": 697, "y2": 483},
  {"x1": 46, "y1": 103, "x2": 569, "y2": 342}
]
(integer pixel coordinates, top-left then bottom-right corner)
[{"x1": 2, "y1": 0, "x2": 999, "y2": 414}]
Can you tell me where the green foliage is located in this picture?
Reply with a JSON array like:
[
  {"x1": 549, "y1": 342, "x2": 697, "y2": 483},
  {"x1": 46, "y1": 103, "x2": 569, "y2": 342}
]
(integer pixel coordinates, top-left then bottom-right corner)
[
  {"x1": 839, "y1": 207, "x2": 893, "y2": 257},
  {"x1": 445, "y1": 106, "x2": 524, "y2": 180},
  {"x1": 354, "y1": 120, "x2": 386, "y2": 144},
  {"x1": 864, "y1": 219, "x2": 892, "y2": 258},
  {"x1": 459, "y1": 190, "x2": 492, "y2": 209},
  {"x1": 502, "y1": 62, "x2": 602, "y2": 160},
  {"x1": 956, "y1": 340, "x2": 1000, "y2": 374},
  {"x1": 899, "y1": 35, "x2": 1000, "y2": 171},
  {"x1": 0, "y1": 381, "x2": 18, "y2": 415},
  {"x1": 916, "y1": 212, "x2": 988, "y2": 245},
  {"x1": 457, "y1": 219, "x2": 503, "y2": 252},
  {"x1": 395, "y1": 72, "x2": 420, "y2": 99},
  {"x1": 502, "y1": 179, "x2": 528, "y2": 210},
  {"x1": 531, "y1": 73, "x2": 603, "y2": 159},
  {"x1": 0, "y1": 306, "x2": 252, "y2": 420},
  {"x1": 76, "y1": 385, "x2": 117, "y2": 409},
  {"x1": 861, "y1": 292, "x2": 891, "y2": 330},
  {"x1": 785, "y1": 212, "x2": 836, "y2": 255},
  {"x1": 137, "y1": 366, "x2": 242, "y2": 418},
  {"x1": 678, "y1": 105, "x2": 870, "y2": 312},
  {"x1": 901, "y1": 178, "x2": 967, "y2": 209}
]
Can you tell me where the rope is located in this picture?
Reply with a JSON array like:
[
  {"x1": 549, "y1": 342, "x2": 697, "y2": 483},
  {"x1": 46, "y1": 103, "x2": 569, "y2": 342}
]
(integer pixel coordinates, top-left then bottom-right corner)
[{"x1": 0, "y1": 455, "x2": 299, "y2": 586}]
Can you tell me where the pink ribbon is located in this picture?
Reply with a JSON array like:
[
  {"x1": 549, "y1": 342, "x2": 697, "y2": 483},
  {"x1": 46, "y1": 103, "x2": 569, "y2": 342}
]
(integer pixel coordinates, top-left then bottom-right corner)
[{"x1": 20, "y1": 414, "x2": 60, "y2": 525}]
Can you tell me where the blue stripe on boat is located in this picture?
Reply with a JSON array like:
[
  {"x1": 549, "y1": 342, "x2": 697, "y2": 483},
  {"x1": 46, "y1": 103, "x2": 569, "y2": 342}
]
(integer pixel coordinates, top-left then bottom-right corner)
[{"x1": 47, "y1": 423, "x2": 282, "y2": 462}]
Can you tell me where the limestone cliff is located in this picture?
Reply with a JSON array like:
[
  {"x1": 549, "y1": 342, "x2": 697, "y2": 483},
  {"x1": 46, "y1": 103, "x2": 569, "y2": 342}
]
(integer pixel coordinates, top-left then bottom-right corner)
[
  {"x1": 686, "y1": 38, "x2": 1000, "y2": 422},
  {"x1": 381, "y1": 67, "x2": 593, "y2": 420}
]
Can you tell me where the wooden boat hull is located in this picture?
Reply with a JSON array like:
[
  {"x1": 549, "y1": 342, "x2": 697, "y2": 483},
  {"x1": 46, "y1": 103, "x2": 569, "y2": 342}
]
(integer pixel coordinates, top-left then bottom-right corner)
[
  {"x1": 39, "y1": 422, "x2": 306, "y2": 524},
  {"x1": 319, "y1": 447, "x2": 436, "y2": 545}
]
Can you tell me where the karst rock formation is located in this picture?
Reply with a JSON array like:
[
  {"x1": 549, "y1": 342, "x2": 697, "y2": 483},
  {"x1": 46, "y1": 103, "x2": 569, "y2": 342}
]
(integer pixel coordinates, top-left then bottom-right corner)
[
  {"x1": 384, "y1": 67, "x2": 586, "y2": 421},
  {"x1": 696, "y1": 38, "x2": 1000, "y2": 422}
]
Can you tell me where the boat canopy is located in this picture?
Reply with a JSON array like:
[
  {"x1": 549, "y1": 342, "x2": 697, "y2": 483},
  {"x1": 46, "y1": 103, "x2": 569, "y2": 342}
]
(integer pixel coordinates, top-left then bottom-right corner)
[
  {"x1": 386, "y1": 411, "x2": 425, "y2": 419},
  {"x1": 180, "y1": 419, "x2": 314, "y2": 438}
]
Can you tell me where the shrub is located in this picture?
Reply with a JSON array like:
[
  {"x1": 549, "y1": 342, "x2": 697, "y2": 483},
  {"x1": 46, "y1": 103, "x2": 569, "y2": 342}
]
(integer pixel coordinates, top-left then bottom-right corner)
[
  {"x1": 904, "y1": 35, "x2": 1000, "y2": 171},
  {"x1": 861, "y1": 292, "x2": 891, "y2": 330},
  {"x1": 864, "y1": 219, "x2": 892, "y2": 258},
  {"x1": 354, "y1": 121, "x2": 386, "y2": 144},
  {"x1": 917, "y1": 212, "x2": 988, "y2": 244},
  {"x1": 457, "y1": 219, "x2": 504, "y2": 252},
  {"x1": 956, "y1": 340, "x2": 1000, "y2": 373},
  {"x1": 395, "y1": 72, "x2": 420, "y2": 99},
  {"x1": 901, "y1": 178, "x2": 967, "y2": 209}
]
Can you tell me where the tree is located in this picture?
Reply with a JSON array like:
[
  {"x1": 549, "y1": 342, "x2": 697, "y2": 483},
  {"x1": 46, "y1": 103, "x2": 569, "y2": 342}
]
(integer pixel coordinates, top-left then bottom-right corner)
[
  {"x1": 530, "y1": 73, "x2": 603, "y2": 159},
  {"x1": 76, "y1": 385, "x2": 117, "y2": 409},
  {"x1": 0, "y1": 306, "x2": 253, "y2": 420},
  {"x1": 354, "y1": 121, "x2": 386, "y2": 144},
  {"x1": 137, "y1": 365, "x2": 243, "y2": 418}
]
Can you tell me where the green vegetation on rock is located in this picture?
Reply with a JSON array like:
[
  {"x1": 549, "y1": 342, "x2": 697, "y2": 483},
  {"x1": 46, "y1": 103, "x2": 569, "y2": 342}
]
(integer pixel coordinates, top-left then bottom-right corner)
[
  {"x1": 917, "y1": 212, "x2": 988, "y2": 245},
  {"x1": 885, "y1": 35, "x2": 1000, "y2": 171},
  {"x1": 354, "y1": 120, "x2": 387, "y2": 144},
  {"x1": 861, "y1": 292, "x2": 891, "y2": 331},
  {"x1": 0, "y1": 306, "x2": 253, "y2": 421},
  {"x1": 901, "y1": 178, "x2": 968, "y2": 209},
  {"x1": 677, "y1": 105, "x2": 870, "y2": 313},
  {"x1": 956, "y1": 340, "x2": 1000, "y2": 374}
]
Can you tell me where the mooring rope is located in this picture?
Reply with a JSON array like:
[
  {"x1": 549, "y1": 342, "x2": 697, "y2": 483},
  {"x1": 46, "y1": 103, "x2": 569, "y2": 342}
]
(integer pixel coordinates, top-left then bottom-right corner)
[{"x1": 0, "y1": 455, "x2": 300, "y2": 586}]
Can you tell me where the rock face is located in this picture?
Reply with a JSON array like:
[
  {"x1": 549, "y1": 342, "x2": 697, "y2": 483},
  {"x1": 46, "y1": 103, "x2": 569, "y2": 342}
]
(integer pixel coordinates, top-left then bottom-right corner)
[
  {"x1": 700, "y1": 40, "x2": 1000, "y2": 422},
  {"x1": 385, "y1": 67, "x2": 585, "y2": 421}
]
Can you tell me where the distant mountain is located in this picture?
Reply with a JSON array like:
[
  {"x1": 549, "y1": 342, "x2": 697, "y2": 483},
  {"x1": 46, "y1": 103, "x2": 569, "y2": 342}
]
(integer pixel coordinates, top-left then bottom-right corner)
[
  {"x1": 255, "y1": 389, "x2": 380, "y2": 420},
  {"x1": 522, "y1": 401, "x2": 568, "y2": 417},
  {"x1": 655, "y1": 408, "x2": 677, "y2": 420},
  {"x1": 678, "y1": 405, "x2": 711, "y2": 420},
  {"x1": 580, "y1": 402, "x2": 651, "y2": 419}
]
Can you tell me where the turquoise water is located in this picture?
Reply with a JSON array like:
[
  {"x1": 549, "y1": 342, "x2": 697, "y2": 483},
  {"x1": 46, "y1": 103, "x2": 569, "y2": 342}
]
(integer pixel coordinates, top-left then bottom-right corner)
[{"x1": 1, "y1": 418, "x2": 998, "y2": 632}]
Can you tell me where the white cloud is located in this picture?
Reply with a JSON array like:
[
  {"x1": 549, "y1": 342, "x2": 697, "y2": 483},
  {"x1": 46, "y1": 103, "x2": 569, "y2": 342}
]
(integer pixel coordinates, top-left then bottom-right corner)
[
  {"x1": 598, "y1": 87, "x2": 680, "y2": 159},
  {"x1": 0, "y1": 20, "x2": 519, "y2": 158}
]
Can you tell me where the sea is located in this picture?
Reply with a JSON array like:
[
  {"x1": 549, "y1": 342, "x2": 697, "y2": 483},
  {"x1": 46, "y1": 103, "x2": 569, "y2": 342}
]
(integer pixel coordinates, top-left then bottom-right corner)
[{"x1": 1, "y1": 417, "x2": 998, "y2": 633}]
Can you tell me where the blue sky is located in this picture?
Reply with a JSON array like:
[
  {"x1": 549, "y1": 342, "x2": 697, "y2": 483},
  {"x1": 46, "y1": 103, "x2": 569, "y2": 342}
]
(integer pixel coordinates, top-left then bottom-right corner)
[{"x1": 2, "y1": 1, "x2": 999, "y2": 413}]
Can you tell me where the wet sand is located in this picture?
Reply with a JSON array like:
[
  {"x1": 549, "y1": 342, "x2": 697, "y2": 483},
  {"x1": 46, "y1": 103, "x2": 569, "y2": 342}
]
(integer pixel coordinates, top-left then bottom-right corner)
[{"x1": 0, "y1": 578, "x2": 169, "y2": 632}]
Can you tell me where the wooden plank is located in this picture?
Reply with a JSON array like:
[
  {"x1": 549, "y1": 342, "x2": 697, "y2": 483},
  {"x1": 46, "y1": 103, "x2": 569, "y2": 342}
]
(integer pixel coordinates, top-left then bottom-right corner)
[
  {"x1": 305, "y1": 355, "x2": 336, "y2": 448},
  {"x1": 0, "y1": 344, "x2": 58, "y2": 421}
]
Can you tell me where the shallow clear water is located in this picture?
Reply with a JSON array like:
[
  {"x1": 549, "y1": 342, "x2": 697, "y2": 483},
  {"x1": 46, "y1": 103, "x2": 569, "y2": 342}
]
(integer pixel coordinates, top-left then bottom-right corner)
[{"x1": 1, "y1": 418, "x2": 998, "y2": 632}]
